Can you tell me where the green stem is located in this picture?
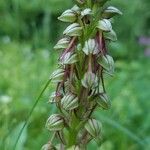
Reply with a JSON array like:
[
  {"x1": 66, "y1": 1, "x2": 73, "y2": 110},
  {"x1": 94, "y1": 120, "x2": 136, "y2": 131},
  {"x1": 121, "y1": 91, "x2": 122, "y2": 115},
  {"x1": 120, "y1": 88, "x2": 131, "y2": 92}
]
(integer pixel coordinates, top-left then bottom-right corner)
[
  {"x1": 67, "y1": 112, "x2": 79, "y2": 147},
  {"x1": 88, "y1": 54, "x2": 92, "y2": 72},
  {"x1": 50, "y1": 132, "x2": 56, "y2": 143},
  {"x1": 87, "y1": 0, "x2": 92, "y2": 8}
]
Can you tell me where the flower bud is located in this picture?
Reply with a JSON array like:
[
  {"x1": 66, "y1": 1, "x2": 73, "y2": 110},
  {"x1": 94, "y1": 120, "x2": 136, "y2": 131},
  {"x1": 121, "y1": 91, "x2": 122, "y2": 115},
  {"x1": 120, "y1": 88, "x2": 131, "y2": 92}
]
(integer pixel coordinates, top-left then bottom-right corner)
[
  {"x1": 64, "y1": 80, "x2": 77, "y2": 94},
  {"x1": 61, "y1": 93, "x2": 78, "y2": 110},
  {"x1": 46, "y1": 114, "x2": 64, "y2": 131},
  {"x1": 60, "y1": 52, "x2": 78, "y2": 65},
  {"x1": 58, "y1": 9, "x2": 76, "y2": 23},
  {"x1": 81, "y1": 72, "x2": 98, "y2": 89},
  {"x1": 54, "y1": 38, "x2": 70, "y2": 50},
  {"x1": 71, "y1": 5, "x2": 80, "y2": 14},
  {"x1": 102, "y1": 6, "x2": 122, "y2": 19},
  {"x1": 49, "y1": 92, "x2": 62, "y2": 103},
  {"x1": 50, "y1": 68, "x2": 64, "y2": 83},
  {"x1": 85, "y1": 119, "x2": 102, "y2": 138},
  {"x1": 96, "y1": 93, "x2": 111, "y2": 109},
  {"x1": 82, "y1": 39, "x2": 99, "y2": 55},
  {"x1": 81, "y1": 8, "x2": 92, "y2": 18},
  {"x1": 98, "y1": 54, "x2": 114, "y2": 75},
  {"x1": 104, "y1": 29, "x2": 117, "y2": 41},
  {"x1": 41, "y1": 142, "x2": 56, "y2": 150},
  {"x1": 97, "y1": 19, "x2": 112, "y2": 32},
  {"x1": 91, "y1": 84, "x2": 104, "y2": 96},
  {"x1": 63, "y1": 23, "x2": 82, "y2": 37}
]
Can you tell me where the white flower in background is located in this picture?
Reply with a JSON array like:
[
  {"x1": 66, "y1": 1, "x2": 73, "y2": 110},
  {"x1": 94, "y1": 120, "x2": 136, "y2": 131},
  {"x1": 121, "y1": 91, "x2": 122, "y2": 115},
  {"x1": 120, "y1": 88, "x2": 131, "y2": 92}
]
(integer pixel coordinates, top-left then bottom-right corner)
[{"x1": 0, "y1": 95, "x2": 12, "y2": 104}]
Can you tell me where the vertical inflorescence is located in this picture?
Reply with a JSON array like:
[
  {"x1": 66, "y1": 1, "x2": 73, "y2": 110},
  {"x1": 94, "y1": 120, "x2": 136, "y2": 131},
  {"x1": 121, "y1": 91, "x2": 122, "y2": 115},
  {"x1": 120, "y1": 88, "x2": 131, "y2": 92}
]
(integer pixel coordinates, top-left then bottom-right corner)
[{"x1": 42, "y1": 0, "x2": 122, "y2": 149}]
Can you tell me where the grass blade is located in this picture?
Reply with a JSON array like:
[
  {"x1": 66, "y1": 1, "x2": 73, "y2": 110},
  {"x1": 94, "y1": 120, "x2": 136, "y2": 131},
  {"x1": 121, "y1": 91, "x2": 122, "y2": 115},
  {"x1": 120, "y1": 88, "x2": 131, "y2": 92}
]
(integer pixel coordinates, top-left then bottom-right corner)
[
  {"x1": 99, "y1": 115, "x2": 145, "y2": 147},
  {"x1": 13, "y1": 79, "x2": 51, "y2": 150}
]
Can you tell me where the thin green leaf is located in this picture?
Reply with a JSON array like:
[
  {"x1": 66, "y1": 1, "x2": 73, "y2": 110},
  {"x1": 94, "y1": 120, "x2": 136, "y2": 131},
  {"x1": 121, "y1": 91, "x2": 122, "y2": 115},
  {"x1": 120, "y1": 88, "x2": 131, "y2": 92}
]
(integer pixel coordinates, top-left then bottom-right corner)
[
  {"x1": 99, "y1": 115, "x2": 145, "y2": 147},
  {"x1": 13, "y1": 79, "x2": 51, "y2": 150}
]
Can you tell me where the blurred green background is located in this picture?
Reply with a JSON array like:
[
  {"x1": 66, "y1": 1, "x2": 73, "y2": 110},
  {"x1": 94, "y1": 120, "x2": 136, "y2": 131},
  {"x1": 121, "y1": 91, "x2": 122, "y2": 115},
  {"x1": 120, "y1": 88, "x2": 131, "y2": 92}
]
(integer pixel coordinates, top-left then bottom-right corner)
[{"x1": 0, "y1": 0, "x2": 150, "y2": 149}]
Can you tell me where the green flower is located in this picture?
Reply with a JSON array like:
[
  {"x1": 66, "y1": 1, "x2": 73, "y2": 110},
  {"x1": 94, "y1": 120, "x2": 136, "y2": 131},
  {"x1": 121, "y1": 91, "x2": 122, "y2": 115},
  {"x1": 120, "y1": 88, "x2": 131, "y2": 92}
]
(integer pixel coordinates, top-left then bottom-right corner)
[
  {"x1": 63, "y1": 23, "x2": 82, "y2": 37},
  {"x1": 58, "y1": 9, "x2": 77, "y2": 23},
  {"x1": 46, "y1": 114, "x2": 64, "y2": 131},
  {"x1": 82, "y1": 72, "x2": 98, "y2": 89},
  {"x1": 85, "y1": 119, "x2": 102, "y2": 138},
  {"x1": 61, "y1": 93, "x2": 79, "y2": 110}
]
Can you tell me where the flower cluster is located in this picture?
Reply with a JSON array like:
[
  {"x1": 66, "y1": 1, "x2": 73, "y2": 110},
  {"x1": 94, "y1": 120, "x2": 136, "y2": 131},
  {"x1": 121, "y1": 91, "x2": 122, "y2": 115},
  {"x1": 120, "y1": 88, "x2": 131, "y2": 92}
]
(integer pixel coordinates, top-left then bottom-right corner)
[{"x1": 42, "y1": 0, "x2": 122, "y2": 149}]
